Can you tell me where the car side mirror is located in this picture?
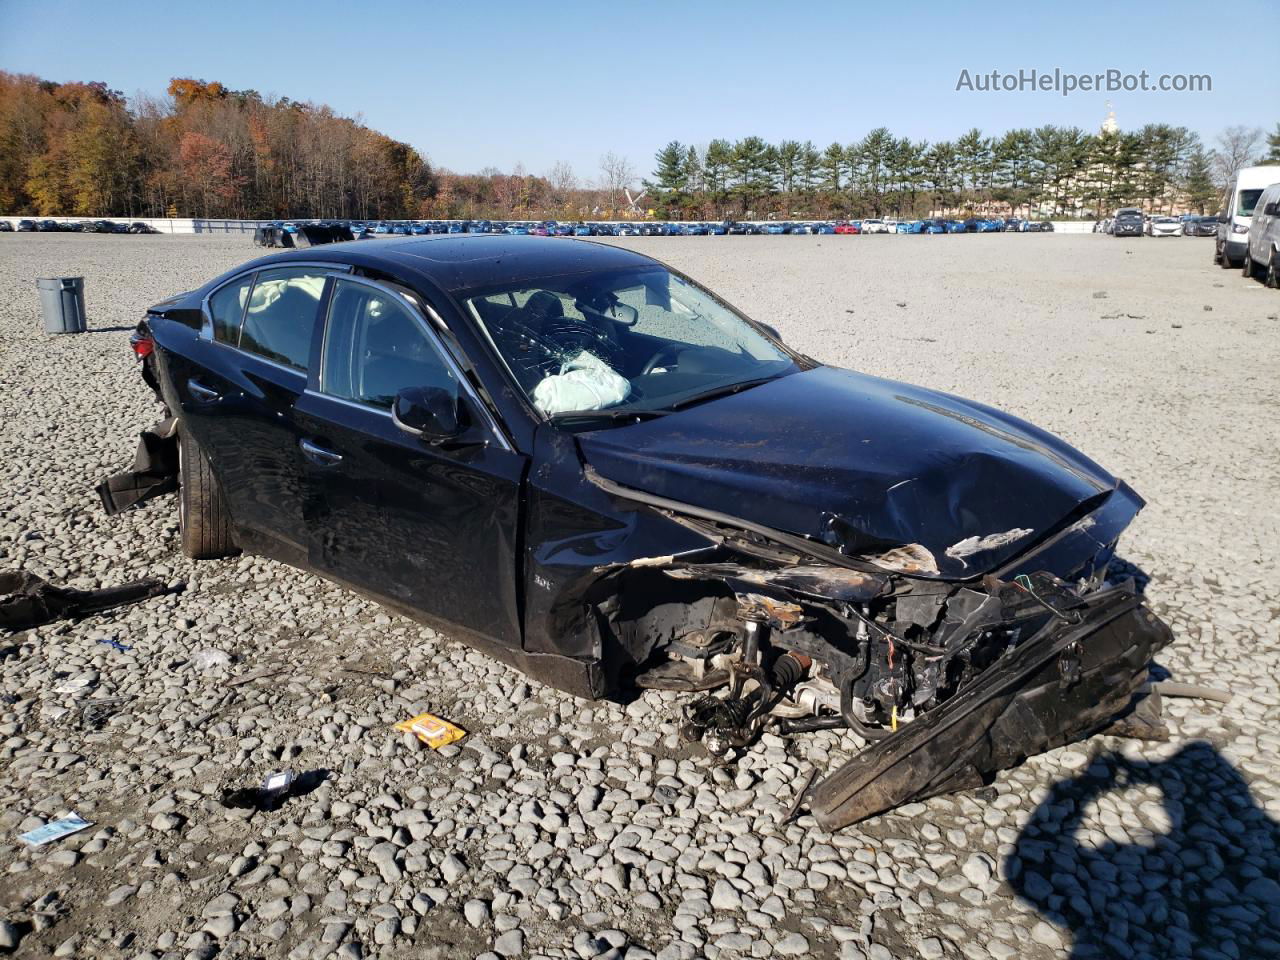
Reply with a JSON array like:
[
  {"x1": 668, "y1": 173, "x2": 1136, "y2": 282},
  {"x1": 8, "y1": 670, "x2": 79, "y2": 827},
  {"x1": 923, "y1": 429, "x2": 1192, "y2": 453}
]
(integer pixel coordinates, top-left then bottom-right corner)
[
  {"x1": 392, "y1": 384, "x2": 470, "y2": 442},
  {"x1": 1265, "y1": 202, "x2": 1279, "y2": 216}
]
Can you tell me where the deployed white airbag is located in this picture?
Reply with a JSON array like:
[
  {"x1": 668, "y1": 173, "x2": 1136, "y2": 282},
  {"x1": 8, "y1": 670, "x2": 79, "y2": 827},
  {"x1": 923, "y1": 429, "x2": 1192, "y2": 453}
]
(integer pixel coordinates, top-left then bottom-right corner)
[{"x1": 532, "y1": 351, "x2": 631, "y2": 416}]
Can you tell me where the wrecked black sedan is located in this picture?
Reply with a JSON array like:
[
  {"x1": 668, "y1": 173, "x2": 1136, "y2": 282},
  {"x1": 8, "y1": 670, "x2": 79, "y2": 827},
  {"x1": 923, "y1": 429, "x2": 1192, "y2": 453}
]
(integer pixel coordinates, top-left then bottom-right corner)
[{"x1": 102, "y1": 236, "x2": 1170, "y2": 827}]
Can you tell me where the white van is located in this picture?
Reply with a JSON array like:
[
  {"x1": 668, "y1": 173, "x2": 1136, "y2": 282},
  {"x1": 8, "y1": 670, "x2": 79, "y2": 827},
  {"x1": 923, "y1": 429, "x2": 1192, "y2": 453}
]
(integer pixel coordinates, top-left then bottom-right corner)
[
  {"x1": 1244, "y1": 181, "x2": 1280, "y2": 287},
  {"x1": 1216, "y1": 164, "x2": 1280, "y2": 268}
]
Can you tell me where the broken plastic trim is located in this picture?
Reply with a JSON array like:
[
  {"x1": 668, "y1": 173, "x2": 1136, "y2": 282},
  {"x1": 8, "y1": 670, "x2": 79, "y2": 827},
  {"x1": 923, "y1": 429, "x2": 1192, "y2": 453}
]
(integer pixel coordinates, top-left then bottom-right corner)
[
  {"x1": 96, "y1": 417, "x2": 179, "y2": 516},
  {"x1": 807, "y1": 582, "x2": 1171, "y2": 829},
  {"x1": 0, "y1": 570, "x2": 178, "y2": 632}
]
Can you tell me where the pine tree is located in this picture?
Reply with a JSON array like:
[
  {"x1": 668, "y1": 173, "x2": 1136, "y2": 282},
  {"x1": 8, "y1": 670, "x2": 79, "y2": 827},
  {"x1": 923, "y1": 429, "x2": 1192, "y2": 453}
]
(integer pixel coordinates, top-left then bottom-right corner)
[
  {"x1": 857, "y1": 128, "x2": 893, "y2": 215},
  {"x1": 651, "y1": 141, "x2": 688, "y2": 194},
  {"x1": 1182, "y1": 146, "x2": 1218, "y2": 213},
  {"x1": 730, "y1": 137, "x2": 771, "y2": 213},
  {"x1": 819, "y1": 142, "x2": 844, "y2": 193},
  {"x1": 1265, "y1": 123, "x2": 1280, "y2": 163},
  {"x1": 682, "y1": 146, "x2": 701, "y2": 194},
  {"x1": 703, "y1": 139, "x2": 732, "y2": 215},
  {"x1": 796, "y1": 141, "x2": 820, "y2": 196}
]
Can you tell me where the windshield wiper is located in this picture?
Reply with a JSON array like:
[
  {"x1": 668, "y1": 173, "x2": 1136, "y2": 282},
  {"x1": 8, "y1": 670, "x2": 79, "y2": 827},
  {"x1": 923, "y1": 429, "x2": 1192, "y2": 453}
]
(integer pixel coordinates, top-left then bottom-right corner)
[
  {"x1": 549, "y1": 408, "x2": 670, "y2": 426},
  {"x1": 664, "y1": 376, "x2": 778, "y2": 412}
]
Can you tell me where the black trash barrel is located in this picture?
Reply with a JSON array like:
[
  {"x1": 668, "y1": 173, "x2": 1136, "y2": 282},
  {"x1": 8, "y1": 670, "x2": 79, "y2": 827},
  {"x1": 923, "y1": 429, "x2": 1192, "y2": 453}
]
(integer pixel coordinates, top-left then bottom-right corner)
[{"x1": 37, "y1": 277, "x2": 86, "y2": 334}]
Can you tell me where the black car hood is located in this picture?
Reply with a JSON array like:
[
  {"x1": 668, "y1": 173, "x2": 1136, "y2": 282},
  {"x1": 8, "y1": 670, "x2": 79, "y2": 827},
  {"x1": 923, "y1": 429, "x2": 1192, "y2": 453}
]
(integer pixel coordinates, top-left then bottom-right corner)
[{"x1": 577, "y1": 366, "x2": 1132, "y2": 579}]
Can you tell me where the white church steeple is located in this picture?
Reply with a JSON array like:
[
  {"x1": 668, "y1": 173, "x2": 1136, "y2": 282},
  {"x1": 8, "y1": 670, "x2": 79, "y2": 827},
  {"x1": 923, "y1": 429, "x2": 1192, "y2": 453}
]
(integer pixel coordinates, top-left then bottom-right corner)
[{"x1": 1102, "y1": 101, "x2": 1118, "y2": 134}]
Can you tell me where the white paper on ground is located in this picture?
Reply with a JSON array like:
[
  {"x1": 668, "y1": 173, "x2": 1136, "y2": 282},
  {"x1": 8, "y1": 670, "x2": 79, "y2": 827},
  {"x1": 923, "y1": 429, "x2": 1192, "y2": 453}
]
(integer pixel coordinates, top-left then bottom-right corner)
[
  {"x1": 19, "y1": 814, "x2": 94, "y2": 846},
  {"x1": 532, "y1": 351, "x2": 631, "y2": 416}
]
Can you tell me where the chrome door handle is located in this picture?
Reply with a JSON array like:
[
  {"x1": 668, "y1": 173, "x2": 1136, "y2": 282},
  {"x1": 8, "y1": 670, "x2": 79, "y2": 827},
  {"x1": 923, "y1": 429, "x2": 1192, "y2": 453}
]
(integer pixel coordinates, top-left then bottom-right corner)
[
  {"x1": 299, "y1": 437, "x2": 343, "y2": 466},
  {"x1": 187, "y1": 379, "x2": 220, "y2": 402}
]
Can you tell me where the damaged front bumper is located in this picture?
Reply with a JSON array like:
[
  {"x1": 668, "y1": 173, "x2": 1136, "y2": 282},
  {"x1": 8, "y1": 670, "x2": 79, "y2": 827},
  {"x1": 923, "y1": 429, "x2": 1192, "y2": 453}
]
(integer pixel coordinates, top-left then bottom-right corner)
[{"x1": 807, "y1": 583, "x2": 1170, "y2": 828}]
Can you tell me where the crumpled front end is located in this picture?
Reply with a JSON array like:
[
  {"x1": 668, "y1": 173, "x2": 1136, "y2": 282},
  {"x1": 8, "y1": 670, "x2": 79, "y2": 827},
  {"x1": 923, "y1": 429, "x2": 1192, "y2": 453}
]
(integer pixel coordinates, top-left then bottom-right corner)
[
  {"x1": 581, "y1": 470, "x2": 1172, "y2": 827},
  {"x1": 806, "y1": 586, "x2": 1169, "y2": 828}
]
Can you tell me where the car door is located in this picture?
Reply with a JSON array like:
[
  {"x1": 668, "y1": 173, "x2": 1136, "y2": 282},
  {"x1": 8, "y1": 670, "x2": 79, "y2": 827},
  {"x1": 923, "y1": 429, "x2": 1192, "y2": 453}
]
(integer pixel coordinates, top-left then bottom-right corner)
[
  {"x1": 292, "y1": 274, "x2": 527, "y2": 646},
  {"x1": 172, "y1": 264, "x2": 340, "y2": 566}
]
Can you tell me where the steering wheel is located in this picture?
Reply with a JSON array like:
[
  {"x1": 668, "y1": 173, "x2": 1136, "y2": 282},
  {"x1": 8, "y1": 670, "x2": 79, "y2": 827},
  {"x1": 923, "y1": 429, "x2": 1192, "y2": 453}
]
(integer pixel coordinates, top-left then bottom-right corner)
[{"x1": 641, "y1": 345, "x2": 682, "y2": 377}]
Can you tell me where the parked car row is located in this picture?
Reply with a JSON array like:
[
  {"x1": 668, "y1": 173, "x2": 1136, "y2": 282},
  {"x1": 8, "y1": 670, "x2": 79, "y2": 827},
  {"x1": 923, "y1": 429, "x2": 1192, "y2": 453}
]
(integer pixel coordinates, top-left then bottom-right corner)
[
  {"x1": 1102, "y1": 166, "x2": 1280, "y2": 289},
  {"x1": 1181, "y1": 216, "x2": 1220, "y2": 237},
  {"x1": 1087, "y1": 170, "x2": 1280, "y2": 290},
  {"x1": 1094, "y1": 210, "x2": 1217, "y2": 237},
  {"x1": 251, "y1": 216, "x2": 1058, "y2": 247},
  {"x1": 2, "y1": 218, "x2": 157, "y2": 234}
]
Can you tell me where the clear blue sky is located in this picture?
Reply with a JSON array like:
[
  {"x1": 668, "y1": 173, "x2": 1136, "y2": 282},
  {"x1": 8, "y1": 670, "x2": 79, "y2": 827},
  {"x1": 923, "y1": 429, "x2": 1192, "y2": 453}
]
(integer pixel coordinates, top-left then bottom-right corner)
[{"x1": 2, "y1": 0, "x2": 1275, "y2": 183}]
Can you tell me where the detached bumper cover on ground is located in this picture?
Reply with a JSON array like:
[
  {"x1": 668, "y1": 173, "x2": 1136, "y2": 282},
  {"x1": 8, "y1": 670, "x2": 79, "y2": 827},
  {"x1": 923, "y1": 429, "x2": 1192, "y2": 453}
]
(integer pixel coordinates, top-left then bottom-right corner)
[
  {"x1": 95, "y1": 416, "x2": 178, "y2": 516},
  {"x1": 0, "y1": 569, "x2": 174, "y2": 631}
]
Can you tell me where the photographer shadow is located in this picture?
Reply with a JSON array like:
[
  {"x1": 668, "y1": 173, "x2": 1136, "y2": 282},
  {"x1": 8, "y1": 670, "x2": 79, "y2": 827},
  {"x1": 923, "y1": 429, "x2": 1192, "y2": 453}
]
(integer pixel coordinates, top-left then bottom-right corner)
[{"x1": 1007, "y1": 741, "x2": 1280, "y2": 958}]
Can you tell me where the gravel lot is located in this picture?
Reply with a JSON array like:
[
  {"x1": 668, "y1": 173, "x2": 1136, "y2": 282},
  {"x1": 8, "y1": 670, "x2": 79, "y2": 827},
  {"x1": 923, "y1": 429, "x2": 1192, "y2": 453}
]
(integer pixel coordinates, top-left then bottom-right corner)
[{"x1": 1, "y1": 232, "x2": 1278, "y2": 960}]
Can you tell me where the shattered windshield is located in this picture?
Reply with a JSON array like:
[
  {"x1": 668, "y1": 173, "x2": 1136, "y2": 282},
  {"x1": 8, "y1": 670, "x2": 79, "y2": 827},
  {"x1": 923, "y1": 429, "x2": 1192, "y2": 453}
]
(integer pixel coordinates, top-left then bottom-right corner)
[{"x1": 464, "y1": 266, "x2": 798, "y2": 422}]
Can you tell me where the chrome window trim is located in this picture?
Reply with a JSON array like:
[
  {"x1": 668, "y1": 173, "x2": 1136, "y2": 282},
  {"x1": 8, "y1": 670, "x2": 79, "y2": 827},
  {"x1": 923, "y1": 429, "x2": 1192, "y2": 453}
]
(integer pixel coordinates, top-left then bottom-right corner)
[
  {"x1": 302, "y1": 388, "x2": 393, "y2": 418},
  {"x1": 227, "y1": 348, "x2": 308, "y2": 380},
  {"x1": 317, "y1": 273, "x2": 513, "y2": 453}
]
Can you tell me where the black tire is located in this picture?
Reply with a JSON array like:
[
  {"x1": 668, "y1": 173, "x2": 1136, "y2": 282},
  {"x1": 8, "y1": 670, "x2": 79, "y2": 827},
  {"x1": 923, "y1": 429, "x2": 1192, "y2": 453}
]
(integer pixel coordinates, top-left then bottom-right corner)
[
  {"x1": 1245, "y1": 251, "x2": 1266, "y2": 281},
  {"x1": 1267, "y1": 252, "x2": 1280, "y2": 290},
  {"x1": 1219, "y1": 241, "x2": 1235, "y2": 268},
  {"x1": 179, "y1": 428, "x2": 239, "y2": 560}
]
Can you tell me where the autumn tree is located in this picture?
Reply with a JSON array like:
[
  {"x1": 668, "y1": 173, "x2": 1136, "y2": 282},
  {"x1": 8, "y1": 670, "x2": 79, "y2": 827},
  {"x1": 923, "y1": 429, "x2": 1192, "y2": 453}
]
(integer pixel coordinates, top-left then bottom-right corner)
[{"x1": 179, "y1": 131, "x2": 237, "y2": 217}]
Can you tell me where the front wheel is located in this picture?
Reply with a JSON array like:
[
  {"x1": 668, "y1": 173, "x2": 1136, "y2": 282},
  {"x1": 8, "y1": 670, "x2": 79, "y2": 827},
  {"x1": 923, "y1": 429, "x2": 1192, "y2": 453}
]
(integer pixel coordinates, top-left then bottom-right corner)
[
  {"x1": 1267, "y1": 252, "x2": 1280, "y2": 289},
  {"x1": 179, "y1": 429, "x2": 239, "y2": 560}
]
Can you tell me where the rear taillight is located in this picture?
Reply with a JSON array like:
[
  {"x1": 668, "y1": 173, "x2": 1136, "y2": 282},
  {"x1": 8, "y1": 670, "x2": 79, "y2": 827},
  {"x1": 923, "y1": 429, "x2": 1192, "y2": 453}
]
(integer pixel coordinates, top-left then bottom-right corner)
[{"x1": 130, "y1": 331, "x2": 154, "y2": 359}]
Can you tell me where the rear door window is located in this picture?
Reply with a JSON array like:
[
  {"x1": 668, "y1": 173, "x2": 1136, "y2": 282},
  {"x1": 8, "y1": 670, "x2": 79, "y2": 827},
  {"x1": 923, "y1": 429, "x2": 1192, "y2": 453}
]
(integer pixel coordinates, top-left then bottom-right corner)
[
  {"x1": 208, "y1": 275, "x2": 253, "y2": 344},
  {"x1": 240, "y1": 267, "x2": 328, "y2": 370},
  {"x1": 321, "y1": 279, "x2": 456, "y2": 409}
]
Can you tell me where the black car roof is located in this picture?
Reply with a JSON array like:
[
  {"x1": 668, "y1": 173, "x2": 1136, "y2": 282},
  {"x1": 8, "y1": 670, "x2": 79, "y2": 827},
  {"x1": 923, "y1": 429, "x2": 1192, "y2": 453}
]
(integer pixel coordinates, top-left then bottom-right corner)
[{"x1": 247, "y1": 235, "x2": 657, "y2": 294}]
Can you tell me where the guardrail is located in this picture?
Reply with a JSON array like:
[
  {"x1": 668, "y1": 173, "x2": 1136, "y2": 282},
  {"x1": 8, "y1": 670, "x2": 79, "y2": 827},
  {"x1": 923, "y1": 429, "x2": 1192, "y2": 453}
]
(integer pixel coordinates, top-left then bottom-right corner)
[{"x1": 0, "y1": 216, "x2": 271, "y2": 234}]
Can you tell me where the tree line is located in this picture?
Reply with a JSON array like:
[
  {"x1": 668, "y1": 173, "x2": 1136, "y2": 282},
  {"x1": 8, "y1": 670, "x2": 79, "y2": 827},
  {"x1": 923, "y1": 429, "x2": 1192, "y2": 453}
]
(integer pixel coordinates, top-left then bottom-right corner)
[
  {"x1": 0, "y1": 71, "x2": 643, "y2": 222},
  {"x1": 645, "y1": 124, "x2": 1280, "y2": 220},
  {"x1": 0, "y1": 72, "x2": 432, "y2": 219},
  {"x1": 2, "y1": 70, "x2": 1277, "y2": 223}
]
